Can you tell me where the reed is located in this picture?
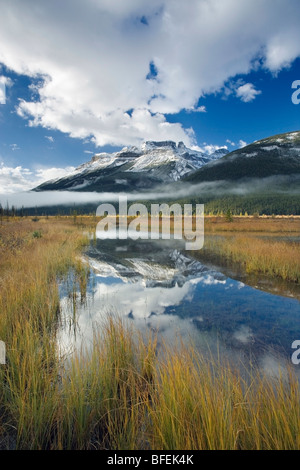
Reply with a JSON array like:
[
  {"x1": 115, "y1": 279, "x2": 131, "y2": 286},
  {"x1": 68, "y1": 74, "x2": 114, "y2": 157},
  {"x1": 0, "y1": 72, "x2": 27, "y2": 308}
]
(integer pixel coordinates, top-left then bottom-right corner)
[
  {"x1": 204, "y1": 216, "x2": 300, "y2": 234},
  {"x1": 202, "y1": 234, "x2": 300, "y2": 283},
  {"x1": 147, "y1": 345, "x2": 300, "y2": 450},
  {"x1": 0, "y1": 217, "x2": 299, "y2": 450},
  {"x1": 0, "y1": 217, "x2": 90, "y2": 449}
]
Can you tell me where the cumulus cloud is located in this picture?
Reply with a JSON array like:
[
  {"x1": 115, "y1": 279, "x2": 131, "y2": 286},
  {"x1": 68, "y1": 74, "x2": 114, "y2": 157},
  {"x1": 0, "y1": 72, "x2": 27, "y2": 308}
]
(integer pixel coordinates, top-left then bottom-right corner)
[
  {"x1": 187, "y1": 105, "x2": 207, "y2": 113},
  {"x1": 0, "y1": 85, "x2": 5, "y2": 104},
  {"x1": 0, "y1": 163, "x2": 75, "y2": 193},
  {"x1": 221, "y1": 79, "x2": 261, "y2": 102},
  {"x1": 0, "y1": 75, "x2": 13, "y2": 104},
  {"x1": 0, "y1": 0, "x2": 299, "y2": 147},
  {"x1": 193, "y1": 143, "x2": 228, "y2": 155},
  {"x1": 236, "y1": 83, "x2": 262, "y2": 102},
  {"x1": 239, "y1": 140, "x2": 248, "y2": 148}
]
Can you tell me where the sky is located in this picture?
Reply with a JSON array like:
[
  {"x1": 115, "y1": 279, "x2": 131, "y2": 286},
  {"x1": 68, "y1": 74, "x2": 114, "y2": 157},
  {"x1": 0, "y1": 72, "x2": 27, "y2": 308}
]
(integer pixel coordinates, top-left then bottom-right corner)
[{"x1": 0, "y1": 0, "x2": 300, "y2": 193}]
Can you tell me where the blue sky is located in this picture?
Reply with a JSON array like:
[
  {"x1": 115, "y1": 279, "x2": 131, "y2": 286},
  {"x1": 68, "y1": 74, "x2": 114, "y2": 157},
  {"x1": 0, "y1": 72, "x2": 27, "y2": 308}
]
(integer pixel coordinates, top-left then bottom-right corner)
[
  {"x1": 166, "y1": 61, "x2": 300, "y2": 149},
  {"x1": 0, "y1": 0, "x2": 300, "y2": 193}
]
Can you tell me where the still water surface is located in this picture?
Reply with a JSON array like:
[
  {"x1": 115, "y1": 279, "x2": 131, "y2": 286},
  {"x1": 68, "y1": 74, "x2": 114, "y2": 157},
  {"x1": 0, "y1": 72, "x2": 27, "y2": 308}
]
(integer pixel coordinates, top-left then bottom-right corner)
[{"x1": 58, "y1": 238, "x2": 300, "y2": 376}]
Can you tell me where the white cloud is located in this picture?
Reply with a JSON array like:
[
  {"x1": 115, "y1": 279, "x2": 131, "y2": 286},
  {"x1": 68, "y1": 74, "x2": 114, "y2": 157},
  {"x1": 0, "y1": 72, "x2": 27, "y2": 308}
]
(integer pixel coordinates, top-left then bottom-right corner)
[
  {"x1": 225, "y1": 139, "x2": 247, "y2": 149},
  {"x1": 0, "y1": 75, "x2": 13, "y2": 103},
  {"x1": 239, "y1": 140, "x2": 247, "y2": 148},
  {"x1": 0, "y1": 163, "x2": 75, "y2": 193},
  {"x1": 45, "y1": 135, "x2": 54, "y2": 143},
  {"x1": 0, "y1": 84, "x2": 5, "y2": 104},
  {"x1": 0, "y1": 0, "x2": 299, "y2": 147},
  {"x1": 222, "y1": 80, "x2": 261, "y2": 102},
  {"x1": 10, "y1": 144, "x2": 20, "y2": 151},
  {"x1": 187, "y1": 105, "x2": 207, "y2": 113},
  {"x1": 236, "y1": 83, "x2": 262, "y2": 102},
  {"x1": 0, "y1": 76, "x2": 13, "y2": 87},
  {"x1": 193, "y1": 143, "x2": 228, "y2": 155},
  {"x1": 0, "y1": 89, "x2": 6, "y2": 104}
]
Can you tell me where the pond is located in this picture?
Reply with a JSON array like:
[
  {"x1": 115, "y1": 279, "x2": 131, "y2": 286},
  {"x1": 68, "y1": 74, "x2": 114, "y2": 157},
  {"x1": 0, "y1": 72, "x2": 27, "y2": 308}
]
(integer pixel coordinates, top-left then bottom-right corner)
[{"x1": 58, "y1": 237, "x2": 300, "y2": 377}]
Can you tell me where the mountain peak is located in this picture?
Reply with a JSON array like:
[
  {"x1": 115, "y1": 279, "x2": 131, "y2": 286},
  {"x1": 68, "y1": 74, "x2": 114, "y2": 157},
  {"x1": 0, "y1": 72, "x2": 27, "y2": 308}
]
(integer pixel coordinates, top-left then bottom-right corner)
[
  {"x1": 34, "y1": 139, "x2": 227, "y2": 191},
  {"x1": 141, "y1": 140, "x2": 177, "y2": 151},
  {"x1": 184, "y1": 129, "x2": 300, "y2": 184},
  {"x1": 253, "y1": 130, "x2": 300, "y2": 147},
  {"x1": 178, "y1": 141, "x2": 187, "y2": 150}
]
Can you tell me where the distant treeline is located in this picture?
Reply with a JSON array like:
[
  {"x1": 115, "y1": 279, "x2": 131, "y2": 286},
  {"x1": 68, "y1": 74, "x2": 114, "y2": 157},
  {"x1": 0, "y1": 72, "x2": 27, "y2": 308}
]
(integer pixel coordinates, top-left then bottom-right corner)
[
  {"x1": 170, "y1": 193, "x2": 300, "y2": 216},
  {"x1": 0, "y1": 203, "x2": 98, "y2": 219},
  {"x1": 1, "y1": 193, "x2": 300, "y2": 217},
  {"x1": 128, "y1": 193, "x2": 300, "y2": 216}
]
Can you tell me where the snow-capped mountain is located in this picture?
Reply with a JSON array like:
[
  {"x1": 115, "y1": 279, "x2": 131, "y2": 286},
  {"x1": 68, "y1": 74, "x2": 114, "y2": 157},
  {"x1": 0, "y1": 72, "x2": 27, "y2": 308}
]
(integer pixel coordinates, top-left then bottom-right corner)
[
  {"x1": 185, "y1": 130, "x2": 300, "y2": 183},
  {"x1": 34, "y1": 141, "x2": 228, "y2": 192}
]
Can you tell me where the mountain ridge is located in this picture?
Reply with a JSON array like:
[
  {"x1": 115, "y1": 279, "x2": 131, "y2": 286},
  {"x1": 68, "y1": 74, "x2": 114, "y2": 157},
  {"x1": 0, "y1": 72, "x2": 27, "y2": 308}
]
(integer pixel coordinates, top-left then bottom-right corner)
[
  {"x1": 34, "y1": 140, "x2": 228, "y2": 192},
  {"x1": 184, "y1": 130, "x2": 300, "y2": 184}
]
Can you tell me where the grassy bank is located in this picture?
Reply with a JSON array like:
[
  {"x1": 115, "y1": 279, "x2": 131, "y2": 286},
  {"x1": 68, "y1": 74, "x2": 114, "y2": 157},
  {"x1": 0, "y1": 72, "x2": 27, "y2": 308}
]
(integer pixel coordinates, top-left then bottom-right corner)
[
  {"x1": 201, "y1": 234, "x2": 299, "y2": 283},
  {"x1": 0, "y1": 217, "x2": 299, "y2": 450},
  {"x1": 204, "y1": 215, "x2": 300, "y2": 233},
  {"x1": 201, "y1": 217, "x2": 300, "y2": 284},
  {"x1": 54, "y1": 318, "x2": 300, "y2": 451},
  {"x1": 0, "y1": 217, "x2": 90, "y2": 449}
]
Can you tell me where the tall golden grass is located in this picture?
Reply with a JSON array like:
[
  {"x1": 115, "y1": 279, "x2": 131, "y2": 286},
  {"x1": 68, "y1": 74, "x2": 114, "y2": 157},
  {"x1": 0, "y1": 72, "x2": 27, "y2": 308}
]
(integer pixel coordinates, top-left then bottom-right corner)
[
  {"x1": 0, "y1": 217, "x2": 299, "y2": 450},
  {"x1": 202, "y1": 234, "x2": 300, "y2": 283},
  {"x1": 204, "y1": 216, "x2": 300, "y2": 234},
  {"x1": 0, "y1": 217, "x2": 90, "y2": 448},
  {"x1": 184, "y1": 216, "x2": 300, "y2": 283}
]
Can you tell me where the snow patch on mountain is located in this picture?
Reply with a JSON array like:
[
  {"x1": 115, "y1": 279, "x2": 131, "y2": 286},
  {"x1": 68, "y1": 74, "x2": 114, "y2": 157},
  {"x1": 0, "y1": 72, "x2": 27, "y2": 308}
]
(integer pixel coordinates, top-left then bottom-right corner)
[
  {"x1": 71, "y1": 141, "x2": 228, "y2": 182},
  {"x1": 87, "y1": 247, "x2": 225, "y2": 288},
  {"x1": 34, "y1": 140, "x2": 229, "y2": 191},
  {"x1": 262, "y1": 146, "x2": 280, "y2": 151}
]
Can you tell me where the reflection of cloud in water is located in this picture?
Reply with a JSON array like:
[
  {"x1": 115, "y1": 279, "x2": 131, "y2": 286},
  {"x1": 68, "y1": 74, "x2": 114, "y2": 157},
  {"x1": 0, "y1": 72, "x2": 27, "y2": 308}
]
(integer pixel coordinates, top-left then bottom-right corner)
[
  {"x1": 196, "y1": 275, "x2": 226, "y2": 286},
  {"x1": 259, "y1": 354, "x2": 291, "y2": 380},
  {"x1": 70, "y1": 277, "x2": 197, "y2": 319},
  {"x1": 58, "y1": 240, "x2": 300, "y2": 379},
  {"x1": 58, "y1": 276, "x2": 201, "y2": 355},
  {"x1": 233, "y1": 326, "x2": 254, "y2": 345}
]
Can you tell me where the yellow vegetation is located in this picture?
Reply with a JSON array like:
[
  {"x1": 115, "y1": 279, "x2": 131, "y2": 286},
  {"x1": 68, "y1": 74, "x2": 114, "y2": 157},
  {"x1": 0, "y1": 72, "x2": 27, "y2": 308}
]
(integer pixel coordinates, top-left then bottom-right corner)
[{"x1": 0, "y1": 217, "x2": 299, "y2": 450}]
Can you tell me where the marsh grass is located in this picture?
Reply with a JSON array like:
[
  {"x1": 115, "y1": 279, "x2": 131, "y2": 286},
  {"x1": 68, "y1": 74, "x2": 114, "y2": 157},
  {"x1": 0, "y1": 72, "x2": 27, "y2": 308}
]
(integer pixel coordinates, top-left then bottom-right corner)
[
  {"x1": 0, "y1": 217, "x2": 299, "y2": 450},
  {"x1": 148, "y1": 346, "x2": 300, "y2": 450},
  {"x1": 0, "y1": 217, "x2": 90, "y2": 449},
  {"x1": 186, "y1": 216, "x2": 300, "y2": 283},
  {"x1": 201, "y1": 234, "x2": 300, "y2": 283},
  {"x1": 204, "y1": 216, "x2": 300, "y2": 234},
  {"x1": 117, "y1": 215, "x2": 300, "y2": 283},
  {"x1": 52, "y1": 320, "x2": 300, "y2": 451}
]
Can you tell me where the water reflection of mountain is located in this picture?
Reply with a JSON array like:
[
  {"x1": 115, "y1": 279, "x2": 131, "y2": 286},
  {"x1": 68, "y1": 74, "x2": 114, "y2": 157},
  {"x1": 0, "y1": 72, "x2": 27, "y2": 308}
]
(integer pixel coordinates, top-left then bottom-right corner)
[
  {"x1": 86, "y1": 238, "x2": 226, "y2": 288},
  {"x1": 80, "y1": 239, "x2": 300, "y2": 357},
  {"x1": 58, "y1": 238, "x2": 300, "y2": 374}
]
